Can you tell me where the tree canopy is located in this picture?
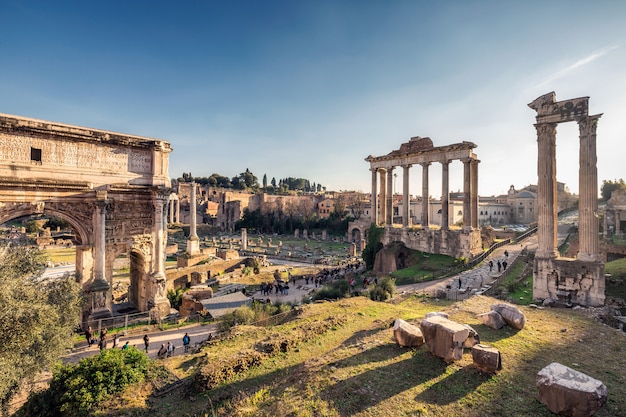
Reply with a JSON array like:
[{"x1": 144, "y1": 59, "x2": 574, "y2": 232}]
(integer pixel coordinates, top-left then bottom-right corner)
[
  {"x1": 601, "y1": 178, "x2": 626, "y2": 201},
  {"x1": 175, "y1": 169, "x2": 323, "y2": 194},
  {"x1": 0, "y1": 245, "x2": 82, "y2": 416}
]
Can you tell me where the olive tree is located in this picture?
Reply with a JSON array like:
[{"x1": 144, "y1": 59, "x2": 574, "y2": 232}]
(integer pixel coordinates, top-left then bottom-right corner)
[{"x1": 0, "y1": 245, "x2": 82, "y2": 416}]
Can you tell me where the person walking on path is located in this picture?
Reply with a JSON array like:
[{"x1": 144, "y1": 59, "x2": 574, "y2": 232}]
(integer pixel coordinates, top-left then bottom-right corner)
[
  {"x1": 143, "y1": 334, "x2": 150, "y2": 353},
  {"x1": 85, "y1": 326, "x2": 94, "y2": 347},
  {"x1": 183, "y1": 332, "x2": 191, "y2": 353},
  {"x1": 157, "y1": 344, "x2": 167, "y2": 359},
  {"x1": 488, "y1": 260, "x2": 493, "y2": 272}
]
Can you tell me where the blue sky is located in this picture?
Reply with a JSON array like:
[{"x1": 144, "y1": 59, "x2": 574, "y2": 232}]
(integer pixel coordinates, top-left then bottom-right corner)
[{"x1": 1, "y1": 1, "x2": 625, "y2": 197}]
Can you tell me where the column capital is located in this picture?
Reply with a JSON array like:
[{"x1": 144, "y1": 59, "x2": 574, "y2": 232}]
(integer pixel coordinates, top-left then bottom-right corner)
[{"x1": 420, "y1": 162, "x2": 431, "y2": 168}]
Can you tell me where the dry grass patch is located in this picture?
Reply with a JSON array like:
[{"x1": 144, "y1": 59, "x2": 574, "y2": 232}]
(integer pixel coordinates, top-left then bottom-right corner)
[{"x1": 98, "y1": 295, "x2": 626, "y2": 417}]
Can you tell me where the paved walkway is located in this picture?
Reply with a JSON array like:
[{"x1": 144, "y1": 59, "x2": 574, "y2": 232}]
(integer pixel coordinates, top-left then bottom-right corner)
[
  {"x1": 395, "y1": 235, "x2": 538, "y2": 299},
  {"x1": 65, "y1": 322, "x2": 218, "y2": 364},
  {"x1": 66, "y1": 235, "x2": 539, "y2": 363}
]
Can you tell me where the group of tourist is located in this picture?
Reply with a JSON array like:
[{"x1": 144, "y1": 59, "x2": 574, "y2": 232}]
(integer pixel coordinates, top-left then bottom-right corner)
[
  {"x1": 84, "y1": 329, "x2": 193, "y2": 357},
  {"x1": 488, "y1": 250, "x2": 509, "y2": 274},
  {"x1": 259, "y1": 281, "x2": 290, "y2": 296},
  {"x1": 84, "y1": 327, "x2": 130, "y2": 351}
]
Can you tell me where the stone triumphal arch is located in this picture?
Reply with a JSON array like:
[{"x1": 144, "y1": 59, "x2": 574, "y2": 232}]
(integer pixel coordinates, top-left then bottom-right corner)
[
  {"x1": 0, "y1": 113, "x2": 173, "y2": 321},
  {"x1": 528, "y1": 92, "x2": 605, "y2": 306}
]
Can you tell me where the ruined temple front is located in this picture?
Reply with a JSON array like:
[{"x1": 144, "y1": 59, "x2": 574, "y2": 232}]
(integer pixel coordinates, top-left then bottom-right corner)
[
  {"x1": 528, "y1": 92, "x2": 605, "y2": 306},
  {"x1": 365, "y1": 136, "x2": 482, "y2": 260}
]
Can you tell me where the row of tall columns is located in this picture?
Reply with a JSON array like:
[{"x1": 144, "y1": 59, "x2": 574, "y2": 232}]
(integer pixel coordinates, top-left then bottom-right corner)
[
  {"x1": 369, "y1": 158, "x2": 478, "y2": 230},
  {"x1": 577, "y1": 115, "x2": 601, "y2": 261},
  {"x1": 168, "y1": 197, "x2": 180, "y2": 223}
]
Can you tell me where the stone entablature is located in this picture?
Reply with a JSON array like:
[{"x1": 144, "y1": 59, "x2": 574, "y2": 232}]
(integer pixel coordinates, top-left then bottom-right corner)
[{"x1": 0, "y1": 113, "x2": 171, "y2": 187}]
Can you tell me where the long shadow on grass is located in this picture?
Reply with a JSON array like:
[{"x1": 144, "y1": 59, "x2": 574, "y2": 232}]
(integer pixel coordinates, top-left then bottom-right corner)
[
  {"x1": 330, "y1": 342, "x2": 415, "y2": 368},
  {"x1": 414, "y1": 364, "x2": 493, "y2": 405},
  {"x1": 321, "y1": 348, "x2": 447, "y2": 416},
  {"x1": 474, "y1": 323, "x2": 521, "y2": 343}
]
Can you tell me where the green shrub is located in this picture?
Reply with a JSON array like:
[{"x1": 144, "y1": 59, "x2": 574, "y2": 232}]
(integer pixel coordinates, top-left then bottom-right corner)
[
  {"x1": 369, "y1": 276, "x2": 396, "y2": 301},
  {"x1": 18, "y1": 347, "x2": 150, "y2": 417},
  {"x1": 312, "y1": 280, "x2": 351, "y2": 301},
  {"x1": 167, "y1": 287, "x2": 187, "y2": 310}
]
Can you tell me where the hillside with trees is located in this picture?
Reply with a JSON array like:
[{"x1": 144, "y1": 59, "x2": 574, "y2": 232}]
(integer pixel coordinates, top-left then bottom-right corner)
[{"x1": 176, "y1": 170, "x2": 325, "y2": 194}]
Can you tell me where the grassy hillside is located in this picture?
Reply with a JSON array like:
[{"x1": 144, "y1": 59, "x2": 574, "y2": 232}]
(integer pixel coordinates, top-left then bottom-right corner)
[{"x1": 94, "y1": 294, "x2": 626, "y2": 417}]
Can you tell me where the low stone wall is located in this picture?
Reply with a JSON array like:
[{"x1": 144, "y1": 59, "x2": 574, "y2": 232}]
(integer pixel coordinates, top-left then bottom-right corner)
[
  {"x1": 384, "y1": 227, "x2": 482, "y2": 260},
  {"x1": 165, "y1": 257, "x2": 244, "y2": 290}
]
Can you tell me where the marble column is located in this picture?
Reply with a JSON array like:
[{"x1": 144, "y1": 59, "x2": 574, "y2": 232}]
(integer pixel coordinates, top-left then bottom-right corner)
[
  {"x1": 241, "y1": 227, "x2": 248, "y2": 251},
  {"x1": 402, "y1": 164, "x2": 411, "y2": 227},
  {"x1": 379, "y1": 169, "x2": 387, "y2": 226},
  {"x1": 186, "y1": 182, "x2": 200, "y2": 255},
  {"x1": 441, "y1": 160, "x2": 450, "y2": 230},
  {"x1": 386, "y1": 168, "x2": 394, "y2": 226},
  {"x1": 370, "y1": 169, "x2": 379, "y2": 225},
  {"x1": 175, "y1": 199, "x2": 180, "y2": 223},
  {"x1": 421, "y1": 163, "x2": 430, "y2": 227},
  {"x1": 462, "y1": 158, "x2": 472, "y2": 229},
  {"x1": 471, "y1": 159, "x2": 479, "y2": 229},
  {"x1": 577, "y1": 115, "x2": 602, "y2": 261},
  {"x1": 536, "y1": 123, "x2": 559, "y2": 258},
  {"x1": 91, "y1": 199, "x2": 110, "y2": 315},
  {"x1": 169, "y1": 198, "x2": 174, "y2": 223}
]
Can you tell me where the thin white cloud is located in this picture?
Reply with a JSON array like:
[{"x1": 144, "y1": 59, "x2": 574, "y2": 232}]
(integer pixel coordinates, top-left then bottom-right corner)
[{"x1": 536, "y1": 45, "x2": 619, "y2": 88}]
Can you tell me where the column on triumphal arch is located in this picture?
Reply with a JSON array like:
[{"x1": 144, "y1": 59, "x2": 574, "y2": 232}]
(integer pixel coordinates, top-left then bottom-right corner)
[
  {"x1": 577, "y1": 115, "x2": 602, "y2": 262},
  {"x1": 402, "y1": 164, "x2": 411, "y2": 227},
  {"x1": 421, "y1": 162, "x2": 430, "y2": 227},
  {"x1": 440, "y1": 160, "x2": 450, "y2": 230},
  {"x1": 379, "y1": 169, "x2": 387, "y2": 226},
  {"x1": 90, "y1": 199, "x2": 111, "y2": 316},
  {"x1": 150, "y1": 191, "x2": 171, "y2": 316},
  {"x1": 370, "y1": 168, "x2": 379, "y2": 225},
  {"x1": 535, "y1": 123, "x2": 559, "y2": 258},
  {"x1": 386, "y1": 168, "x2": 394, "y2": 226}
]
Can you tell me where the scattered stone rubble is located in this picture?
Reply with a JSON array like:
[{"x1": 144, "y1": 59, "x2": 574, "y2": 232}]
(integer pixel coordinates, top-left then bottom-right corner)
[{"x1": 392, "y1": 303, "x2": 608, "y2": 414}]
